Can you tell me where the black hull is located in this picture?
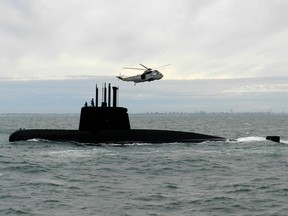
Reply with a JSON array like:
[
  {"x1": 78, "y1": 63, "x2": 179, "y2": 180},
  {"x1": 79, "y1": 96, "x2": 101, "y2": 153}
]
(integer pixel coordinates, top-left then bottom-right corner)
[{"x1": 9, "y1": 129, "x2": 227, "y2": 144}]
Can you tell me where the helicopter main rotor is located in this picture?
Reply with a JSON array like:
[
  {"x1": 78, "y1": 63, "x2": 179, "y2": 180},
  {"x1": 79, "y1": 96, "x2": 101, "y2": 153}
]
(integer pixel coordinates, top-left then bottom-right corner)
[{"x1": 123, "y1": 64, "x2": 170, "y2": 71}]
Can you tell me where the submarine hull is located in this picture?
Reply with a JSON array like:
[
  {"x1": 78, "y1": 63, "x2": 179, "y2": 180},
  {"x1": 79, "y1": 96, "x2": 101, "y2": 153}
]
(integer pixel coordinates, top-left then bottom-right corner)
[{"x1": 9, "y1": 129, "x2": 227, "y2": 144}]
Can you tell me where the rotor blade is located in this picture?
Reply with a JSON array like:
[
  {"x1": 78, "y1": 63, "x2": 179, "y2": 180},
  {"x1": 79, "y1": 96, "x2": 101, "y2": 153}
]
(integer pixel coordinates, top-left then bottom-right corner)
[
  {"x1": 154, "y1": 64, "x2": 171, "y2": 69},
  {"x1": 123, "y1": 67, "x2": 145, "y2": 70},
  {"x1": 140, "y1": 64, "x2": 149, "y2": 69}
]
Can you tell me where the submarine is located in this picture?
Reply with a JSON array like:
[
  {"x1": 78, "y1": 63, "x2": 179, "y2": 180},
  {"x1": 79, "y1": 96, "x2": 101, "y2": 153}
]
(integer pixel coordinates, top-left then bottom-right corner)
[{"x1": 9, "y1": 83, "x2": 228, "y2": 144}]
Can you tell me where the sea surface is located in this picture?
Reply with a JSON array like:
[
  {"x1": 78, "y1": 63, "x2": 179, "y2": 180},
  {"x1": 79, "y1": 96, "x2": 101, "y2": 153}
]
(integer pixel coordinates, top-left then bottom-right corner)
[{"x1": 1, "y1": 113, "x2": 288, "y2": 216}]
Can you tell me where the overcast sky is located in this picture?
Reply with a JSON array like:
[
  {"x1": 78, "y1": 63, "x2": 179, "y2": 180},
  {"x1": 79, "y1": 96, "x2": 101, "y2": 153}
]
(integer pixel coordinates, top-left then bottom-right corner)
[
  {"x1": 1, "y1": 0, "x2": 288, "y2": 113},
  {"x1": 1, "y1": 0, "x2": 288, "y2": 80}
]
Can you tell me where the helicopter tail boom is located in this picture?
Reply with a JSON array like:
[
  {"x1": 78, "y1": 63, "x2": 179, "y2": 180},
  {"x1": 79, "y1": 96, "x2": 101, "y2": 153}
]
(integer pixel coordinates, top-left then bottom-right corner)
[{"x1": 116, "y1": 76, "x2": 125, "y2": 81}]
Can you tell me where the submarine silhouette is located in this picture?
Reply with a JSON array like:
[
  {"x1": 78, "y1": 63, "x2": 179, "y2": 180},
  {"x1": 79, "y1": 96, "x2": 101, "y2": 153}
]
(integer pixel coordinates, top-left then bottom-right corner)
[{"x1": 9, "y1": 83, "x2": 228, "y2": 144}]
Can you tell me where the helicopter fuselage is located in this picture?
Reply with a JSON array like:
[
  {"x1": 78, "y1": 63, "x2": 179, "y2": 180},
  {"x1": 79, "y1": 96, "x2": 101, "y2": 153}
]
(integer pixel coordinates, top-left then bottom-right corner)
[{"x1": 117, "y1": 69, "x2": 163, "y2": 83}]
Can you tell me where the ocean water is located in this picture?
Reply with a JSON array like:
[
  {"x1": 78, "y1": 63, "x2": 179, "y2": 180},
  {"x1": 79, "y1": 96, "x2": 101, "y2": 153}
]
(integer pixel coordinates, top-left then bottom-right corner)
[{"x1": 1, "y1": 113, "x2": 288, "y2": 216}]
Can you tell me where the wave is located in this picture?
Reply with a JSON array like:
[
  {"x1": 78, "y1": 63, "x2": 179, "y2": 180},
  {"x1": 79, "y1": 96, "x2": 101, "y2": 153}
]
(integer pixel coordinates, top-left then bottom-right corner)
[
  {"x1": 20, "y1": 136, "x2": 288, "y2": 145},
  {"x1": 27, "y1": 138, "x2": 51, "y2": 142},
  {"x1": 235, "y1": 136, "x2": 266, "y2": 143},
  {"x1": 279, "y1": 139, "x2": 288, "y2": 144},
  {"x1": 235, "y1": 136, "x2": 288, "y2": 144}
]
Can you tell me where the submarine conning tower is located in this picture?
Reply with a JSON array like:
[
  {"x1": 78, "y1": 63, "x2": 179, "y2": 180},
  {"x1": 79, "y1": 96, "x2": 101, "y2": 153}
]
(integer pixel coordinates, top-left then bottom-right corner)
[{"x1": 79, "y1": 83, "x2": 130, "y2": 131}]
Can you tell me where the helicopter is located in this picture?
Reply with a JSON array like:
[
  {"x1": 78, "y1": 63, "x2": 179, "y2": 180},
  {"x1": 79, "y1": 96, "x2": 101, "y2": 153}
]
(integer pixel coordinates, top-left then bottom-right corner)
[{"x1": 116, "y1": 64, "x2": 169, "y2": 84}]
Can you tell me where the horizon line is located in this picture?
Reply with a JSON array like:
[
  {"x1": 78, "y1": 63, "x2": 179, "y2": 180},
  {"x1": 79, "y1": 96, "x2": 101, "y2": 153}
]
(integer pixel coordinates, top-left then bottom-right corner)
[{"x1": 1, "y1": 75, "x2": 287, "y2": 82}]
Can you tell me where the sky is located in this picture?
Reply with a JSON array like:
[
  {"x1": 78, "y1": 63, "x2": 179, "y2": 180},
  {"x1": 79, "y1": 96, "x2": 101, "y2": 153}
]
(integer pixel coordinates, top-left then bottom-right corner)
[{"x1": 1, "y1": 0, "x2": 288, "y2": 113}]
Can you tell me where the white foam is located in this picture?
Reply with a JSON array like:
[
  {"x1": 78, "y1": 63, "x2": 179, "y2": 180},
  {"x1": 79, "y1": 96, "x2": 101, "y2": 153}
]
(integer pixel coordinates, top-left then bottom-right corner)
[
  {"x1": 236, "y1": 136, "x2": 266, "y2": 142},
  {"x1": 27, "y1": 138, "x2": 51, "y2": 142},
  {"x1": 27, "y1": 138, "x2": 40, "y2": 142},
  {"x1": 280, "y1": 140, "x2": 288, "y2": 144}
]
